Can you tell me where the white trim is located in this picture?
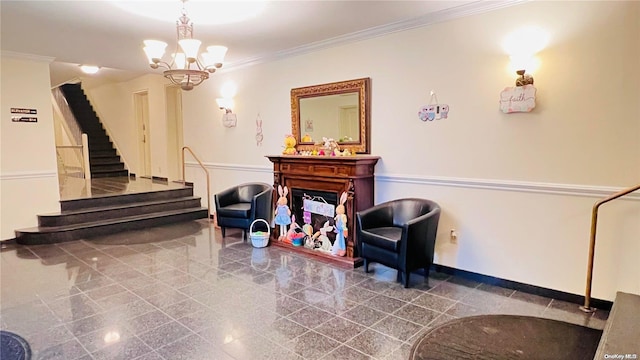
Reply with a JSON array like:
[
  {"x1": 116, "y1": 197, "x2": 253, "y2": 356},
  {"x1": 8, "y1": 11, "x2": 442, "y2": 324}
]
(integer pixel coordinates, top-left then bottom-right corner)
[
  {"x1": 225, "y1": 0, "x2": 527, "y2": 70},
  {"x1": 0, "y1": 171, "x2": 58, "y2": 181},
  {"x1": 376, "y1": 174, "x2": 640, "y2": 200},
  {"x1": 1, "y1": 51, "x2": 55, "y2": 63},
  {"x1": 185, "y1": 161, "x2": 272, "y2": 173},
  {"x1": 185, "y1": 161, "x2": 639, "y2": 200}
]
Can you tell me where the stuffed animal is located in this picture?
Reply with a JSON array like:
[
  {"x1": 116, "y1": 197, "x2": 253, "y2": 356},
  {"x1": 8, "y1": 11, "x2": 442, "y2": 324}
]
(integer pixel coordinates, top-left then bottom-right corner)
[
  {"x1": 316, "y1": 221, "x2": 334, "y2": 253},
  {"x1": 286, "y1": 215, "x2": 306, "y2": 245},
  {"x1": 274, "y1": 185, "x2": 291, "y2": 240},
  {"x1": 282, "y1": 134, "x2": 297, "y2": 155},
  {"x1": 332, "y1": 192, "x2": 348, "y2": 257}
]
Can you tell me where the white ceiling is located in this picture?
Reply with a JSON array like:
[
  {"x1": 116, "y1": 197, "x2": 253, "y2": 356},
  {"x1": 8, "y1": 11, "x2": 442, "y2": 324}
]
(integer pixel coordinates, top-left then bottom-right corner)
[{"x1": 1, "y1": 0, "x2": 521, "y2": 87}]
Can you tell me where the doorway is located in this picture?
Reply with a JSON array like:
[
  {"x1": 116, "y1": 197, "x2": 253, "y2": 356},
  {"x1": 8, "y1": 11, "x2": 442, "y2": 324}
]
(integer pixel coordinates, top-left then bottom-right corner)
[
  {"x1": 134, "y1": 91, "x2": 151, "y2": 177},
  {"x1": 165, "y1": 86, "x2": 184, "y2": 181}
]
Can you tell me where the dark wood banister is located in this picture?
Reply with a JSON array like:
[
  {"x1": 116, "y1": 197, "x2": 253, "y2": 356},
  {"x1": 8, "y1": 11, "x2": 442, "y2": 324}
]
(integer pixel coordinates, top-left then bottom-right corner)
[{"x1": 580, "y1": 183, "x2": 640, "y2": 312}]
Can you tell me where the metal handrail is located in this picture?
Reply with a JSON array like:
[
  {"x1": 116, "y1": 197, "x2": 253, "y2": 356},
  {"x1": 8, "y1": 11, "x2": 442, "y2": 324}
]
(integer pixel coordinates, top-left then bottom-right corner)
[
  {"x1": 580, "y1": 182, "x2": 640, "y2": 312},
  {"x1": 181, "y1": 146, "x2": 212, "y2": 221}
]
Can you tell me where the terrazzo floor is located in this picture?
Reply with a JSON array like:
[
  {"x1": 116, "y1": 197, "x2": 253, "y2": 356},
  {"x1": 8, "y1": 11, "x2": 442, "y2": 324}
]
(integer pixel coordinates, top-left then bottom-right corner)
[{"x1": 1, "y1": 219, "x2": 608, "y2": 360}]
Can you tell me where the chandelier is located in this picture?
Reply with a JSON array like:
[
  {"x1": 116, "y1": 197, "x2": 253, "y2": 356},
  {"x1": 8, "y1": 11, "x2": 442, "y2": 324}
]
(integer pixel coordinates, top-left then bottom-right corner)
[{"x1": 143, "y1": 0, "x2": 228, "y2": 91}]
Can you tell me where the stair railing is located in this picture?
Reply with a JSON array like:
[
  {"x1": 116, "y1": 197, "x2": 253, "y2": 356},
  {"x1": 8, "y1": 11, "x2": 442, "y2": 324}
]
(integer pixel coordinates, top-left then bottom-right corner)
[
  {"x1": 181, "y1": 146, "x2": 212, "y2": 221},
  {"x1": 51, "y1": 88, "x2": 91, "y2": 179},
  {"x1": 581, "y1": 182, "x2": 640, "y2": 312}
]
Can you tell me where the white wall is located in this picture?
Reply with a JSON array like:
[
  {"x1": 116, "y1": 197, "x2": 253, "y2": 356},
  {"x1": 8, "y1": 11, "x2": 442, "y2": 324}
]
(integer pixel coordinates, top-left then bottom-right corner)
[
  {"x1": 85, "y1": 75, "x2": 174, "y2": 179},
  {"x1": 1, "y1": 53, "x2": 60, "y2": 240},
  {"x1": 80, "y1": 1, "x2": 639, "y2": 300},
  {"x1": 177, "y1": 1, "x2": 640, "y2": 300}
]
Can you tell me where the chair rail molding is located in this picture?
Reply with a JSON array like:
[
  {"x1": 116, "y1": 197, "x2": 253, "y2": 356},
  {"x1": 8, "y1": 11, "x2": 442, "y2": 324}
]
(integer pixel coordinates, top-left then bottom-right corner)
[
  {"x1": 0, "y1": 170, "x2": 58, "y2": 181},
  {"x1": 184, "y1": 162, "x2": 640, "y2": 201},
  {"x1": 376, "y1": 173, "x2": 640, "y2": 200}
]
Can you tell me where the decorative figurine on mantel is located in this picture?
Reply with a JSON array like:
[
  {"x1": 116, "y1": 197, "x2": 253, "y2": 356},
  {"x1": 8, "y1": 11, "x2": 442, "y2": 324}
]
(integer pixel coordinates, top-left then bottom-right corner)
[
  {"x1": 332, "y1": 192, "x2": 348, "y2": 257},
  {"x1": 282, "y1": 134, "x2": 297, "y2": 155},
  {"x1": 274, "y1": 185, "x2": 291, "y2": 240}
]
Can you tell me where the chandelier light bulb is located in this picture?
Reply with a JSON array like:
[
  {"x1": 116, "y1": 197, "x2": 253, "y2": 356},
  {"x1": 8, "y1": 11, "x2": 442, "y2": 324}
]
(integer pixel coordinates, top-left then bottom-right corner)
[{"x1": 141, "y1": 0, "x2": 227, "y2": 91}]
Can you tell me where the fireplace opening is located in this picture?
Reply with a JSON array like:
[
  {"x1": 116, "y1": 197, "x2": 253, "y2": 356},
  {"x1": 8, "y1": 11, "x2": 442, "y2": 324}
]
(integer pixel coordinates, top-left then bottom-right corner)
[{"x1": 290, "y1": 188, "x2": 338, "y2": 247}]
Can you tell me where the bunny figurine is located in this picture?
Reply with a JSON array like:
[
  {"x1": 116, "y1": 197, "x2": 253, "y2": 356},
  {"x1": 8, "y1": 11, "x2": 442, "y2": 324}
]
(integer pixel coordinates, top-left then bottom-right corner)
[
  {"x1": 317, "y1": 221, "x2": 334, "y2": 253},
  {"x1": 331, "y1": 192, "x2": 348, "y2": 257},
  {"x1": 274, "y1": 185, "x2": 291, "y2": 240}
]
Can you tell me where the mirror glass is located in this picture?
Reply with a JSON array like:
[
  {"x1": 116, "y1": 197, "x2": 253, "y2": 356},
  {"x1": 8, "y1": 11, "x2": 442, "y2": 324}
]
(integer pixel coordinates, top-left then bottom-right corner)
[{"x1": 291, "y1": 78, "x2": 370, "y2": 153}]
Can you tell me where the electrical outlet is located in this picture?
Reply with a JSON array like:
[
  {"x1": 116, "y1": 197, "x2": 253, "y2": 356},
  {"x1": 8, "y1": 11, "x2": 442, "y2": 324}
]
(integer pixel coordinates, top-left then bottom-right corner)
[{"x1": 450, "y1": 229, "x2": 458, "y2": 243}]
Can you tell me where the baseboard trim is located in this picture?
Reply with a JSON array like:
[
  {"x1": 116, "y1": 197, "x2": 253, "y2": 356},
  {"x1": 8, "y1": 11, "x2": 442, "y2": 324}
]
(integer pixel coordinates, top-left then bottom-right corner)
[{"x1": 432, "y1": 264, "x2": 613, "y2": 310}]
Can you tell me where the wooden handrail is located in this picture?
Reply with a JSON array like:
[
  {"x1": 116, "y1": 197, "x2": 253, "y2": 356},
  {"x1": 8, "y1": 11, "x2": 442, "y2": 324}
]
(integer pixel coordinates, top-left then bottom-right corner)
[
  {"x1": 581, "y1": 183, "x2": 640, "y2": 312},
  {"x1": 181, "y1": 146, "x2": 212, "y2": 222}
]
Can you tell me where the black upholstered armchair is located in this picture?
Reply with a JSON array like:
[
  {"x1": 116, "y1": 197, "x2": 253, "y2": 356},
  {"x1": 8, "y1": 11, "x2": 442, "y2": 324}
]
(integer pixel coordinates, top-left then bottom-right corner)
[
  {"x1": 356, "y1": 198, "x2": 441, "y2": 288},
  {"x1": 214, "y1": 183, "x2": 273, "y2": 240}
]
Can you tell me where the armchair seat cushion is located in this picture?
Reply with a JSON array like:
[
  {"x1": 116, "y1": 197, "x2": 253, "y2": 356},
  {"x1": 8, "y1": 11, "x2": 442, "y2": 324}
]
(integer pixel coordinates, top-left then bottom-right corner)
[
  {"x1": 217, "y1": 203, "x2": 251, "y2": 219},
  {"x1": 361, "y1": 227, "x2": 402, "y2": 252}
]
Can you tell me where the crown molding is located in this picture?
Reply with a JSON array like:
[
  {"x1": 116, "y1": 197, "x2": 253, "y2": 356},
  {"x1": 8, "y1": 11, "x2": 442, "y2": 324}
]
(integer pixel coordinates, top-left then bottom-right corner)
[
  {"x1": 226, "y1": 0, "x2": 528, "y2": 70},
  {"x1": 1, "y1": 51, "x2": 55, "y2": 63}
]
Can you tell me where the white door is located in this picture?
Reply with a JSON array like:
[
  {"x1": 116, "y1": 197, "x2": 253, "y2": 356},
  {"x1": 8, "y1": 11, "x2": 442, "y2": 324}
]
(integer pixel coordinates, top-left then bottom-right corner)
[
  {"x1": 339, "y1": 105, "x2": 359, "y2": 141},
  {"x1": 134, "y1": 91, "x2": 151, "y2": 177},
  {"x1": 165, "y1": 85, "x2": 184, "y2": 181}
]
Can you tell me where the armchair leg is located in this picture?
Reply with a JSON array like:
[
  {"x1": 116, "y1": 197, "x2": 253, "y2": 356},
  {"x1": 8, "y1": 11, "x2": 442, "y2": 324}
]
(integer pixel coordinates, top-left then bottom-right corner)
[
  {"x1": 403, "y1": 271, "x2": 410, "y2": 288},
  {"x1": 396, "y1": 271, "x2": 402, "y2": 282},
  {"x1": 363, "y1": 259, "x2": 370, "y2": 273},
  {"x1": 221, "y1": 228, "x2": 226, "y2": 238},
  {"x1": 243, "y1": 230, "x2": 247, "y2": 241}
]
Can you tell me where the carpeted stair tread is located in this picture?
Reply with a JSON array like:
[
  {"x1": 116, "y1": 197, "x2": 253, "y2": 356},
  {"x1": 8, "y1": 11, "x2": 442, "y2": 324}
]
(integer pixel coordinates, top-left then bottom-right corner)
[
  {"x1": 41, "y1": 196, "x2": 203, "y2": 217},
  {"x1": 17, "y1": 207, "x2": 208, "y2": 234}
]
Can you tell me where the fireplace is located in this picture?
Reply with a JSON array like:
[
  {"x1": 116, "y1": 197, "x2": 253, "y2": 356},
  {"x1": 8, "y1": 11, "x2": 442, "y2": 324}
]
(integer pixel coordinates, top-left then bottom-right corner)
[{"x1": 266, "y1": 155, "x2": 379, "y2": 267}]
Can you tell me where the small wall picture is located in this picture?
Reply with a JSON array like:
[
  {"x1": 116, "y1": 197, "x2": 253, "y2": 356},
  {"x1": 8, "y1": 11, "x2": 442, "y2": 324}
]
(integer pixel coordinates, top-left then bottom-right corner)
[
  {"x1": 500, "y1": 84, "x2": 536, "y2": 113},
  {"x1": 305, "y1": 118, "x2": 314, "y2": 132}
]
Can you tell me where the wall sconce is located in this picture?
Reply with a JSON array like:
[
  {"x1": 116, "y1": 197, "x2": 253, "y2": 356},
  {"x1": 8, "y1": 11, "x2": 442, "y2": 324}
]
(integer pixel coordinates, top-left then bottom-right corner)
[
  {"x1": 500, "y1": 27, "x2": 549, "y2": 113},
  {"x1": 216, "y1": 98, "x2": 234, "y2": 113},
  {"x1": 216, "y1": 98, "x2": 236, "y2": 127}
]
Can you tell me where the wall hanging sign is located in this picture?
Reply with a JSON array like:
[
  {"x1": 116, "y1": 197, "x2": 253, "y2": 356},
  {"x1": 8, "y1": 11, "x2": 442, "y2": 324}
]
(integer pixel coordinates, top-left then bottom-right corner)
[
  {"x1": 255, "y1": 114, "x2": 263, "y2": 146},
  {"x1": 499, "y1": 84, "x2": 536, "y2": 113},
  {"x1": 418, "y1": 91, "x2": 449, "y2": 121},
  {"x1": 11, "y1": 107, "x2": 38, "y2": 123}
]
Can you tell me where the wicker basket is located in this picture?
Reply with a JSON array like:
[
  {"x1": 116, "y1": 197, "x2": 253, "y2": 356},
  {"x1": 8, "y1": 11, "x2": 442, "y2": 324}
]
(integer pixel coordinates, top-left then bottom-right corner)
[{"x1": 249, "y1": 219, "x2": 270, "y2": 248}]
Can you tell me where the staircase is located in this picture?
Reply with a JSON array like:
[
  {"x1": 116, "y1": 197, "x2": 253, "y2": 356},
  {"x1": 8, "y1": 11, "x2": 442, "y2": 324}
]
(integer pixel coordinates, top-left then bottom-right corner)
[
  {"x1": 594, "y1": 292, "x2": 640, "y2": 358},
  {"x1": 15, "y1": 181, "x2": 208, "y2": 245},
  {"x1": 59, "y1": 83, "x2": 128, "y2": 178}
]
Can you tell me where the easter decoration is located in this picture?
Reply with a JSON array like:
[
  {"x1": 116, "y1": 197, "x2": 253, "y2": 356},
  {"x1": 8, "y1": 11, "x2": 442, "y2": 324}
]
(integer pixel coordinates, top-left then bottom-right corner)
[
  {"x1": 331, "y1": 192, "x2": 348, "y2": 257},
  {"x1": 418, "y1": 90, "x2": 449, "y2": 122},
  {"x1": 282, "y1": 134, "x2": 297, "y2": 155},
  {"x1": 286, "y1": 215, "x2": 306, "y2": 246},
  {"x1": 274, "y1": 185, "x2": 292, "y2": 240},
  {"x1": 315, "y1": 221, "x2": 334, "y2": 253}
]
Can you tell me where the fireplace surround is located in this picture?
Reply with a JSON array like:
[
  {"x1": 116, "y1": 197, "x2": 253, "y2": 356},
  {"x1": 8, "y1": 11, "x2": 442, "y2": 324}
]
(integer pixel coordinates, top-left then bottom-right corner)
[{"x1": 266, "y1": 155, "x2": 379, "y2": 267}]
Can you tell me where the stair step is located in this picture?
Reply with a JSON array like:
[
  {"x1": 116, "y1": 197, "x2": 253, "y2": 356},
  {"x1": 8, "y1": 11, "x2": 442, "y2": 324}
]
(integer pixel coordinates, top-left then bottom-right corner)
[
  {"x1": 91, "y1": 169, "x2": 129, "y2": 178},
  {"x1": 39, "y1": 196, "x2": 203, "y2": 226},
  {"x1": 91, "y1": 163, "x2": 125, "y2": 172},
  {"x1": 89, "y1": 142, "x2": 114, "y2": 150},
  {"x1": 90, "y1": 156, "x2": 121, "y2": 165},
  {"x1": 90, "y1": 149, "x2": 117, "y2": 157},
  {"x1": 15, "y1": 207, "x2": 209, "y2": 244},
  {"x1": 594, "y1": 292, "x2": 640, "y2": 358},
  {"x1": 61, "y1": 187, "x2": 196, "y2": 211}
]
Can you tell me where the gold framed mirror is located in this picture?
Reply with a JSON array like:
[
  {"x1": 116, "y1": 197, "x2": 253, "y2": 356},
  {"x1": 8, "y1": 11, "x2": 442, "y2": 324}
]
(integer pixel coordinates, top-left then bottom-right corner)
[{"x1": 291, "y1": 77, "x2": 370, "y2": 154}]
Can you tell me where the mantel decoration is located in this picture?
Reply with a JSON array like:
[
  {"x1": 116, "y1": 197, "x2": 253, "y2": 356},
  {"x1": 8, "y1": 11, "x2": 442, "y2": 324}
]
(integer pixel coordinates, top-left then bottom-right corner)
[{"x1": 143, "y1": 0, "x2": 228, "y2": 90}]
